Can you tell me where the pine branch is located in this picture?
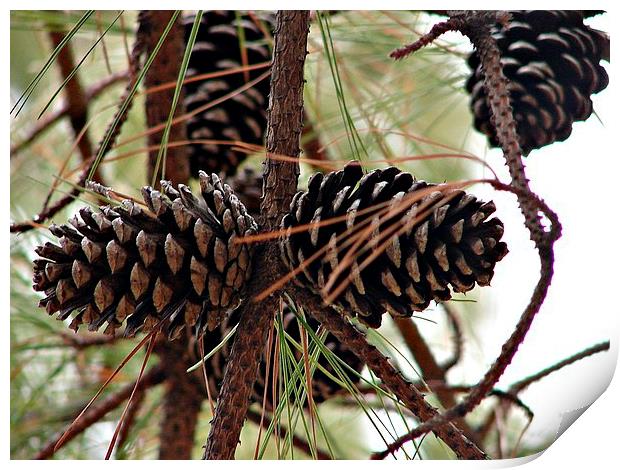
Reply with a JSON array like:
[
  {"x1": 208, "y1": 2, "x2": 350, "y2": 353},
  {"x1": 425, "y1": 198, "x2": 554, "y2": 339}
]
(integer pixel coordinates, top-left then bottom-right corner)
[
  {"x1": 34, "y1": 366, "x2": 165, "y2": 459},
  {"x1": 295, "y1": 287, "x2": 486, "y2": 460},
  {"x1": 48, "y1": 29, "x2": 100, "y2": 183},
  {"x1": 202, "y1": 11, "x2": 311, "y2": 460},
  {"x1": 426, "y1": 382, "x2": 534, "y2": 421},
  {"x1": 461, "y1": 12, "x2": 547, "y2": 247},
  {"x1": 510, "y1": 341, "x2": 610, "y2": 394},
  {"x1": 390, "y1": 11, "x2": 550, "y2": 245},
  {"x1": 377, "y1": 12, "x2": 562, "y2": 456}
]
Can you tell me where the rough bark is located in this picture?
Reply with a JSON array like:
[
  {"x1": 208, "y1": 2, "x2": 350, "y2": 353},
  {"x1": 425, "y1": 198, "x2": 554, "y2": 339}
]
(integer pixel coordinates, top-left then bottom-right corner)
[
  {"x1": 142, "y1": 10, "x2": 190, "y2": 185},
  {"x1": 259, "y1": 10, "x2": 308, "y2": 231},
  {"x1": 203, "y1": 11, "x2": 310, "y2": 460}
]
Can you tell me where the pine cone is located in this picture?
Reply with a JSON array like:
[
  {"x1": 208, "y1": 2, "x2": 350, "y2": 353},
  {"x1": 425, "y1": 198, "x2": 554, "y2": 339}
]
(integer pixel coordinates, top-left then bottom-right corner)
[
  {"x1": 465, "y1": 10, "x2": 609, "y2": 155},
  {"x1": 183, "y1": 11, "x2": 273, "y2": 177},
  {"x1": 33, "y1": 172, "x2": 258, "y2": 338},
  {"x1": 199, "y1": 304, "x2": 365, "y2": 406},
  {"x1": 279, "y1": 162, "x2": 508, "y2": 328}
]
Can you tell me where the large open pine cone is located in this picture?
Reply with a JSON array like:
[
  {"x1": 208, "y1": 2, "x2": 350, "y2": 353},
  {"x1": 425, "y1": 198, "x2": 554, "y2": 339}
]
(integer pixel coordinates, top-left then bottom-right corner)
[
  {"x1": 466, "y1": 10, "x2": 609, "y2": 155},
  {"x1": 279, "y1": 162, "x2": 508, "y2": 328},
  {"x1": 33, "y1": 172, "x2": 257, "y2": 338},
  {"x1": 183, "y1": 11, "x2": 273, "y2": 177},
  {"x1": 200, "y1": 304, "x2": 365, "y2": 406}
]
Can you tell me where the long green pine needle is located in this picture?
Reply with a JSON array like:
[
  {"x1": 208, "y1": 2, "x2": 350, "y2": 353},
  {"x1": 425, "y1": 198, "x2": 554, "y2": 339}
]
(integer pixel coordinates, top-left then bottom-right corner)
[
  {"x1": 37, "y1": 11, "x2": 124, "y2": 120},
  {"x1": 11, "y1": 10, "x2": 94, "y2": 117}
]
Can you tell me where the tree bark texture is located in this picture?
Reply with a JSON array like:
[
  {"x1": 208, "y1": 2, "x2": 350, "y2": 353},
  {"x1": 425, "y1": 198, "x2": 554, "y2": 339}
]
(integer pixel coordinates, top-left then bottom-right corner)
[
  {"x1": 203, "y1": 11, "x2": 311, "y2": 460},
  {"x1": 143, "y1": 10, "x2": 190, "y2": 185}
]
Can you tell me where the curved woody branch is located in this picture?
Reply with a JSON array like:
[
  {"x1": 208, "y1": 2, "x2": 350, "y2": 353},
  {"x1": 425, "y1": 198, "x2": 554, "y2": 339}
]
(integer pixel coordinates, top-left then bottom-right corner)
[{"x1": 378, "y1": 10, "x2": 563, "y2": 457}]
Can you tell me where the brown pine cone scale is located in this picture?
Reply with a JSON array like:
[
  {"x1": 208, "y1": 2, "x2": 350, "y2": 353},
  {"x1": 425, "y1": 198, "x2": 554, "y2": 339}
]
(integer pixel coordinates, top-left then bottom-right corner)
[
  {"x1": 466, "y1": 10, "x2": 609, "y2": 154},
  {"x1": 280, "y1": 162, "x2": 508, "y2": 328},
  {"x1": 33, "y1": 172, "x2": 258, "y2": 338},
  {"x1": 183, "y1": 11, "x2": 274, "y2": 177}
]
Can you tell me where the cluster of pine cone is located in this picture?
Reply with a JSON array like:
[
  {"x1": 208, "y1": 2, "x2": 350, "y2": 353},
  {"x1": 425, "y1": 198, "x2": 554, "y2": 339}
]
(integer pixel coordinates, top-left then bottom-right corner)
[{"x1": 32, "y1": 10, "x2": 607, "y2": 404}]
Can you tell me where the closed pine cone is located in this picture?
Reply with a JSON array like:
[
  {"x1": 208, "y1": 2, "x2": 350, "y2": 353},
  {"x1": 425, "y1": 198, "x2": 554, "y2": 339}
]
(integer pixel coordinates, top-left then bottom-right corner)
[
  {"x1": 279, "y1": 162, "x2": 508, "y2": 328},
  {"x1": 33, "y1": 172, "x2": 257, "y2": 338},
  {"x1": 466, "y1": 10, "x2": 609, "y2": 154}
]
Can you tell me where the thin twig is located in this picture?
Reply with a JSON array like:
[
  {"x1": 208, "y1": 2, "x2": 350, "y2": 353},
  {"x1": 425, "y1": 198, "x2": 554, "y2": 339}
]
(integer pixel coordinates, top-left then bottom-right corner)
[
  {"x1": 426, "y1": 382, "x2": 533, "y2": 421},
  {"x1": 10, "y1": 70, "x2": 127, "y2": 157},
  {"x1": 10, "y1": 15, "x2": 146, "y2": 234},
  {"x1": 47, "y1": 30, "x2": 100, "y2": 183},
  {"x1": 477, "y1": 340, "x2": 610, "y2": 441},
  {"x1": 58, "y1": 330, "x2": 121, "y2": 349},
  {"x1": 34, "y1": 366, "x2": 165, "y2": 460},
  {"x1": 389, "y1": 17, "x2": 460, "y2": 60},
  {"x1": 392, "y1": 317, "x2": 477, "y2": 444},
  {"x1": 510, "y1": 341, "x2": 610, "y2": 395},
  {"x1": 440, "y1": 303, "x2": 464, "y2": 372}
]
